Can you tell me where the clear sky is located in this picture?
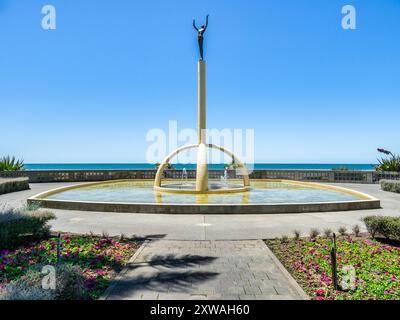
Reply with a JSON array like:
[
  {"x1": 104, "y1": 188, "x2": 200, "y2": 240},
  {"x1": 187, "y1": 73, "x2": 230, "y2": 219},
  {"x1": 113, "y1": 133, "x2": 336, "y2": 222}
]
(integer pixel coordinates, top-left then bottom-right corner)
[{"x1": 1, "y1": 0, "x2": 399, "y2": 164}]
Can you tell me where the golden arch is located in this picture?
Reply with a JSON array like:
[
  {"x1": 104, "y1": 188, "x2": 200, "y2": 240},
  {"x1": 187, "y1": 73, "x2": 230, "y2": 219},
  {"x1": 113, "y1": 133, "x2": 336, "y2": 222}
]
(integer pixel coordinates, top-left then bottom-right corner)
[{"x1": 154, "y1": 144, "x2": 250, "y2": 188}]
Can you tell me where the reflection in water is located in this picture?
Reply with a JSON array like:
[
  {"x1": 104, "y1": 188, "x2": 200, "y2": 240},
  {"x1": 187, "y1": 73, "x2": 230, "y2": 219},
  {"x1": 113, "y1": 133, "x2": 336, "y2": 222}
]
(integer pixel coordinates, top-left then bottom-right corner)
[
  {"x1": 154, "y1": 190, "x2": 250, "y2": 204},
  {"x1": 48, "y1": 180, "x2": 360, "y2": 205}
]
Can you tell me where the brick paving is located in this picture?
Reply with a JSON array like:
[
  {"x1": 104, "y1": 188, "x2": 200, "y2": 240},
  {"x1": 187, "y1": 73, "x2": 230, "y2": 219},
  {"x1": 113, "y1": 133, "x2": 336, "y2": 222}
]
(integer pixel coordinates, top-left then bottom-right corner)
[{"x1": 102, "y1": 240, "x2": 308, "y2": 300}]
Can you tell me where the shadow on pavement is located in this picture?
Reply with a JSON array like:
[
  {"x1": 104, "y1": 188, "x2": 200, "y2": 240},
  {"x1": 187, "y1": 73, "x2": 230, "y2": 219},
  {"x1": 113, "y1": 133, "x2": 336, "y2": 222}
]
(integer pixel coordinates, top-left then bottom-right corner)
[{"x1": 108, "y1": 253, "x2": 219, "y2": 298}]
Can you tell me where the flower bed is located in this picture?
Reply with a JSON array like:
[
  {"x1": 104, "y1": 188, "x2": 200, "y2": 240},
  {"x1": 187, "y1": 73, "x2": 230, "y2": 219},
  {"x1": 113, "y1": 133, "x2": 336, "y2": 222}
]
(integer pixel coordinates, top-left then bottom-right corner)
[
  {"x1": 0, "y1": 234, "x2": 141, "y2": 299},
  {"x1": 266, "y1": 236, "x2": 400, "y2": 300}
]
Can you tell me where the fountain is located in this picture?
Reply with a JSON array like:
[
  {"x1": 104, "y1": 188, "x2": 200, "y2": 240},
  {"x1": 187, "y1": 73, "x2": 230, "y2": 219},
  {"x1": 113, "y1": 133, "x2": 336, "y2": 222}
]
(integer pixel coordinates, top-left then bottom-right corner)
[
  {"x1": 182, "y1": 168, "x2": 188, "y2": 181},
  {"x1": 27, "y1": 17, "x2": 381, "y2": 214}
]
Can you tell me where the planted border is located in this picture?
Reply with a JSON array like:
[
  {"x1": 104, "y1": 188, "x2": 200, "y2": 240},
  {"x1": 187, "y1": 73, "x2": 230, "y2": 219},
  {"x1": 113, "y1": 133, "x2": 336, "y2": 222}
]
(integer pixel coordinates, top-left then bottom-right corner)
[
  {"x1": 0, "y1": 209, "x2": 55, "y2": 247},
  {"x1": 0, "y1": 177, "x2": 29, "y2": 195},
  {"x1": 0, "y1": 235, "x2": 142, "y2": 300},
  {"x1": 266, "y1": 236, "x2": 400, "y2": 300},
  {"x1": 380, "y1": 179, "x2": 400, "y2": 194}
]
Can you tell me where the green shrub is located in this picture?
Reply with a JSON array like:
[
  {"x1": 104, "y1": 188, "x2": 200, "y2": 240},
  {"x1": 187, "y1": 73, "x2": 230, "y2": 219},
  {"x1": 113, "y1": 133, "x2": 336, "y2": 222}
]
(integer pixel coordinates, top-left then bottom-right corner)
[
  {"x1": 363, "y1": 216, "x2": 400, "y2": 240},
  {"x1": 352, "y1": 224, "x2": 361, "y2": 237},
  {"x1": 380, "y1": 179, "x2": 400, "y2": 193},
  {"x1": 0, "y1": 264, "x2": 86, "y2": 300},
  {"x1": 338, "y1": 226, "x2": 347, "y2": 236},
  {"x1": 0, "y1": 177, "x2": 29, "y2": 195},
  {"x1": 293, "y1": 230, "x2": 301, "y2": 240},
  {"x1": 0, "y1": 283, "x2": 54, "y2": 300},
  {"x1": 280, "y1": 235, "x2": 289, "y2": 243},
  {"x1": 323, "y1": 228, "x2": 333, "y2": 238},
  {"x1": 363, "y1": 216, "x2": 380, "y2": 238},
  {"x1": 0, "y1": 156, "x2": 24, "y2": 171},
  {"x1": 0, "y1": 209, "x2": 56, "y2": 247},
  {"x1": 309, "y1": 228, "x2": 320, "y2": 240}
]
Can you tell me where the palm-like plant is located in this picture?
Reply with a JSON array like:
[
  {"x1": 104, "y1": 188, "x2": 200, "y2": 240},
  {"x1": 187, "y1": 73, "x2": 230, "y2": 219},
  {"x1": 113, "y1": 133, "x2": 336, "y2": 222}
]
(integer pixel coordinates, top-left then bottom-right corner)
[
  {"x1": 154, "y1": 162, "x2": 175, "y2": 170},
  {"x1": 376, "y1": 148, "x2": 400, "y2": 172},
  {"x1": 0, "y1": 156, "x2": 25, "y2": 171}
]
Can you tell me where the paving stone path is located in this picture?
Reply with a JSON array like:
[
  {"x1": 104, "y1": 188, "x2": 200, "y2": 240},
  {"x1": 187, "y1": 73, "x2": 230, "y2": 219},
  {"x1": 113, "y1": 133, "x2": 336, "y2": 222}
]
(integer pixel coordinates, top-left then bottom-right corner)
[{"x1": 102, "y1": 240, "x2": 308, "y2": 300}]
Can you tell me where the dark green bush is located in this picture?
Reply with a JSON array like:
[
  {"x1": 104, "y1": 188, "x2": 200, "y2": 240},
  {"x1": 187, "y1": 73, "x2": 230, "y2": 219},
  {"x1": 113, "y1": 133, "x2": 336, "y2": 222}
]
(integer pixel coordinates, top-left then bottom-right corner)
[
  {"x1": 0, "y1": 209, "x2": 56, "y2": 247},
  {"x1": 380, "y1": 179, "x2": 400, "y2": 193},
  {"x1": 0, "y1": 177, "x2": 29, "y2": 195},
  {"x1": 363, "y1": 216, "x2": 400, "y2": 240}
]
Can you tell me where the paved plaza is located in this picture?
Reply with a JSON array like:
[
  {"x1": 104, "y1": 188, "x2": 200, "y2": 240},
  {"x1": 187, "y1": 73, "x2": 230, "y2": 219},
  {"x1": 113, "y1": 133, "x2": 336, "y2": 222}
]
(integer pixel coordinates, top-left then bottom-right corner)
[
  {"x1": 1, "y1": 182, "x2": 399, "y2": 240},
  {"x1": 101, "y1": 240, "x2": 308, "y2": 300}
]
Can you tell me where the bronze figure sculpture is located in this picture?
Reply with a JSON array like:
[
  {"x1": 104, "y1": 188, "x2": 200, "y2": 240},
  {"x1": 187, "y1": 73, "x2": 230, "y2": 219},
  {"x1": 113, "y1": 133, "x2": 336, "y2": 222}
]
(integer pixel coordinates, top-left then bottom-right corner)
[{"x1": 193, "y1": 15, "x2": 209, "y2": 60}]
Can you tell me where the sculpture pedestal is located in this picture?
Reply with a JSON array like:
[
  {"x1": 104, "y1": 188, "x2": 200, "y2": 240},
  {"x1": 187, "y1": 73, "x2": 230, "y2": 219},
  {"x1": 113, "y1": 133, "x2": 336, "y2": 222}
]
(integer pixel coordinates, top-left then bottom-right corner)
[{"x1": 196, "y1": 60, "x2": 208, "y2": 192}]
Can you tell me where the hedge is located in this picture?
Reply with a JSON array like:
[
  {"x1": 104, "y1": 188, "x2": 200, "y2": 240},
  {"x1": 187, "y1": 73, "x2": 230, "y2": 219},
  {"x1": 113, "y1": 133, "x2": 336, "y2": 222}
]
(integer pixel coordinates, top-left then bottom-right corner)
[
  {"x1": 0, "y1": 209, "x2": 56, "y2": 247},
  {"x1": 0, "y1": 177, "x2": 29, "y2": 195},
  {"x1": 363, "y1": 216, "x2": 400, "y2": 241},
  {"x1": 380, "y1": 179, "x2": 400, "y2": 194}
]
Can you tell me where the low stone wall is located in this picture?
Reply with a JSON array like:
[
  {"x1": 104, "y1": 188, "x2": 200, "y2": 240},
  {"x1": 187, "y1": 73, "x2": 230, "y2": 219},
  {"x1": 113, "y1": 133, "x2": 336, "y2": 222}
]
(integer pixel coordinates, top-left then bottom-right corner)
[
  {"x1": 1, "y1": 169, "x2": 399, "y2": 184},
  {"x1": 0, "y1": 177, "x2": 30, "y2": 195}
]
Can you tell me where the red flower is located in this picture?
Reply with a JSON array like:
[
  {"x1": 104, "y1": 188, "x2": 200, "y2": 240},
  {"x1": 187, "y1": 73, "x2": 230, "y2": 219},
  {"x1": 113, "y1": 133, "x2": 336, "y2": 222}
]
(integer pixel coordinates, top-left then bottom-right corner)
[{"x1": 316, "y1": 289, "x2": 325, "y2": 296}]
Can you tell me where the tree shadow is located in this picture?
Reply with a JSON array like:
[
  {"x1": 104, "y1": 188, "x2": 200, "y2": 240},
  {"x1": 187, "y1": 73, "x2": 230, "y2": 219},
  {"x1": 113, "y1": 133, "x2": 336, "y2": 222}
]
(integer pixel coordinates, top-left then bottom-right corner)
[
  {"x1": 108, "y1": 254, "x2": 219, "y2": 298},
  {"x1": 374, "y1": 237, "x2": 400, "y2": 248},
  {"x1": 147, "y1": 254, "x2": 217, "y2": 269},
  {"x1": 132, "y1": 234, "x2": 166, "y2": 242}
]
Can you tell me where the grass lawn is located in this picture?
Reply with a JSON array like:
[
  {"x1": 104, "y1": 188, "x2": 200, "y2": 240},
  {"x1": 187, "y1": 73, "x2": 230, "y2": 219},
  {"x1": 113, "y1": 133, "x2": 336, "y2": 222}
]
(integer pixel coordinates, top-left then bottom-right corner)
[
  {"x1": 266, "y1": 236, "x2": 400, "y2": 300},
  {"x1": 0, "y1": 234, "x2": 142, "y2": 299}
]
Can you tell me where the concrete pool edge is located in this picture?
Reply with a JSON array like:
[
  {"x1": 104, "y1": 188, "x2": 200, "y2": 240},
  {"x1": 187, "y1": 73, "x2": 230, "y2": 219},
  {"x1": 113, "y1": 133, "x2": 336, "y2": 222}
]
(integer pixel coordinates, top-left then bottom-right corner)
[{"x1": 27, "y1": 179, "x2": 381, "y2": 214}]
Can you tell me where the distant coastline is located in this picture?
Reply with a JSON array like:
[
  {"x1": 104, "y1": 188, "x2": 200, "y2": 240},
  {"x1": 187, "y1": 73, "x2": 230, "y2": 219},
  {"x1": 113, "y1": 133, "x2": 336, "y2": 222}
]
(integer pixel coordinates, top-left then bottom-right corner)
[{"x1": 24, "y1": 163, "x2": 376, "y2": 171}]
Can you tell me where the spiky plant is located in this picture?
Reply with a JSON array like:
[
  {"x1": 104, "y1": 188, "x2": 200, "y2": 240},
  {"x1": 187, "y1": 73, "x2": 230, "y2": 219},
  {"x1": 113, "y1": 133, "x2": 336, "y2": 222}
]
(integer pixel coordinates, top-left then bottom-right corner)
[
  {"x1": 154, "y1": 162, "x2": 175, "y2": 170},
  {"x1": 375, "y1": 148, "x2": 400, "y2": 172},
  {"x1": 0, "y1": 156, "x2": 25, "y2": 171}
]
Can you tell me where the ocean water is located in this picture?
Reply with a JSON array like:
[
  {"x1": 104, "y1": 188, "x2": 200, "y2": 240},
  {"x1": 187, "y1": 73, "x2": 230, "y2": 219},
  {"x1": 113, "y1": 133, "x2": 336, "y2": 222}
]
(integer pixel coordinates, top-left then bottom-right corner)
[{"x1": 25, "y1": 163, "x2": 376, "y2": 171}]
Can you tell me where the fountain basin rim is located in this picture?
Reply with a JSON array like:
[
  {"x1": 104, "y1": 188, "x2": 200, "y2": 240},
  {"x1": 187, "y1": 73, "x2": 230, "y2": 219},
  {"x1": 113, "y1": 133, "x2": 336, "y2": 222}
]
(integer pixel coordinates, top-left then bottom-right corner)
[{"x1": 27, "y1": 179, "x2": 381, "y2": 214}]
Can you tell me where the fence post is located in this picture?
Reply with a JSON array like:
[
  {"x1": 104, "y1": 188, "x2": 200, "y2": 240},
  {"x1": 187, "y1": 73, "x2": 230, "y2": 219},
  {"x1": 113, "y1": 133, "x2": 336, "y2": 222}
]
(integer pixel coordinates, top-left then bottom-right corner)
[
  {"x1": 56, "y1": 233, "x2": 62, "y2": 266},
  {"x1": 330, "y1": 233, "x2": 338, "y2": 291}
]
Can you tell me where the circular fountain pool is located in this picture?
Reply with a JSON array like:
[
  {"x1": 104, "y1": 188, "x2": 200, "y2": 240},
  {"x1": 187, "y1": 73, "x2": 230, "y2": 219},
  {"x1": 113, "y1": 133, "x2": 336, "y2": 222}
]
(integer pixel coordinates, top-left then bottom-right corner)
[{"x1": 28, "y1": 180, "x2": 380, "y2": 214}]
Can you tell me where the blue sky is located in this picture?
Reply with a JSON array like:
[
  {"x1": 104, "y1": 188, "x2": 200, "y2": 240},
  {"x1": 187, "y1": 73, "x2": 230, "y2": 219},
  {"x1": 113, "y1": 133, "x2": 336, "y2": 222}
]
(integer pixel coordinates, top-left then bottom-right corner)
[{"x1": 1, "y1": 0, "x2": 399, "y2": 163}]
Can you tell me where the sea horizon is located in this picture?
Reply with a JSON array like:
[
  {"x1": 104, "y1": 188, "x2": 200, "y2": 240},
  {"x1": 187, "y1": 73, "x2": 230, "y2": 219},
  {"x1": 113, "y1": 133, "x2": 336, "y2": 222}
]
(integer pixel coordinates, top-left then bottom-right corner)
[{"x1": 24, "y1": 163, "x2": 377, "y2": 171}]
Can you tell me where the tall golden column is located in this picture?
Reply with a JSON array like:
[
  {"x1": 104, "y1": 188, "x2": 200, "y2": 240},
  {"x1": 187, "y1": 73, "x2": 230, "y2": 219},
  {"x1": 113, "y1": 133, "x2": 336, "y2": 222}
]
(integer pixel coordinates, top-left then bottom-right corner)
[{"x1": 195, "y1": 60, "x2": 208, "y2": 191}]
